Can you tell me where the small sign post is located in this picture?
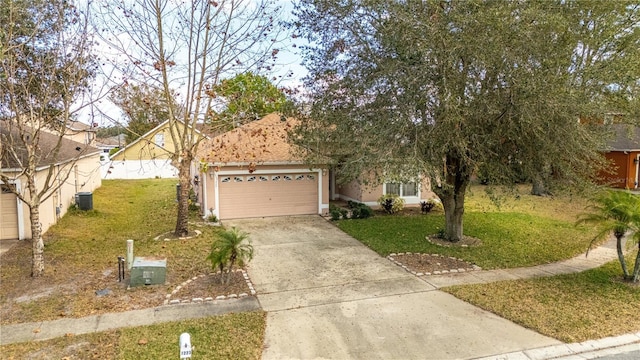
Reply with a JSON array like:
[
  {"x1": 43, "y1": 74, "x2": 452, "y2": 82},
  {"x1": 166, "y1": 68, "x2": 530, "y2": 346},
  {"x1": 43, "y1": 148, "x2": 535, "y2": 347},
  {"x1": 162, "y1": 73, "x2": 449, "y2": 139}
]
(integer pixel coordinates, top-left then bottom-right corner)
[
  {"x1": 179, "y1": 332, "x2": 192, "y2": 359},
  {"x1": 126, "y1": 239, "x2": 134, "y2": 270}
]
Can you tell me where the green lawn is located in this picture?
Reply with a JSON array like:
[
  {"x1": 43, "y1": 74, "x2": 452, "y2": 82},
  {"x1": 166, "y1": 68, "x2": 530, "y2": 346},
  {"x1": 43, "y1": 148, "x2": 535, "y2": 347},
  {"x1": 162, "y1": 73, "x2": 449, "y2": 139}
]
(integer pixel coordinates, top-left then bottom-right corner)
[
  {"x1": 444, "y1": 258, "x2": 640, "y2": 342},
  {"x1": 338, "y1": 186, "x2": 596, "y2": 268},
  {"x1": 0, "y1": 311, "x2": 266, "y2": 360}
]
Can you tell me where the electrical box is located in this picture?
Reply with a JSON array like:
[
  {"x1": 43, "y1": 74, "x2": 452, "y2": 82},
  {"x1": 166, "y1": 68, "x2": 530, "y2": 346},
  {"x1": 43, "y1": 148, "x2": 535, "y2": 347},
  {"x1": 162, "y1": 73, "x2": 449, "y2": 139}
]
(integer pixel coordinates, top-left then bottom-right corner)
[{"x1": 130, "y1": 257, "x2": 167, "y2": 287}]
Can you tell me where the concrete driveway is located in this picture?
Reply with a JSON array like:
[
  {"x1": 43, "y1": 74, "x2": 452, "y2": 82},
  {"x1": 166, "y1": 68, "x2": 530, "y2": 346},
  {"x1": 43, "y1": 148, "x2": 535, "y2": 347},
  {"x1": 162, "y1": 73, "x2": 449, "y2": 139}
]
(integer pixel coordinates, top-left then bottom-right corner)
[{"x1": 226, "y1": 216, "x2": 559, "y2": 360}]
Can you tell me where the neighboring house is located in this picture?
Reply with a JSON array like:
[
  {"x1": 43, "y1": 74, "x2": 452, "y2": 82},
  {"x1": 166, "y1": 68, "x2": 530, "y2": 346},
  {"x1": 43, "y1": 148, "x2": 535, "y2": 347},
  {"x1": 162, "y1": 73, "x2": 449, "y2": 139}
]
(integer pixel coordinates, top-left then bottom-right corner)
[
  {"x1": 332, "y1": 175, "x2": 435, "y2": 207},
  {"x1": 0, "y1": 123, "x2": 102, "y2": 241},
  {"x1": 600, "y1": 124, "x2": 640, "y2": 189},
  {"x1": 40, "y1": 119, "x2": 97, "y2": 146},
  {"x1": 197, "y1": 113, "x2": 330, "y2": 220},
  {"x1": 104, "y1": 121, "x2": 207, "y2": 179},
  {"x1": 95, "y1": 134, "x2": 125, "y2": 161}
]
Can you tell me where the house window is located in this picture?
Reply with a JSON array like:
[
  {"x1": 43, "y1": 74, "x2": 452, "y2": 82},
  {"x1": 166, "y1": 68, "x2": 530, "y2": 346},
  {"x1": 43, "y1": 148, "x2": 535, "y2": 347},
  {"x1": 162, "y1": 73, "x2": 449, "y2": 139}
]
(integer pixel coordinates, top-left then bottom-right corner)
[
  {"x1": 386, "y1": 182, "x2": 418, "y2": 197},
  {"x1": 155, "y1": 133, "x2": 164, "y2": 147}
]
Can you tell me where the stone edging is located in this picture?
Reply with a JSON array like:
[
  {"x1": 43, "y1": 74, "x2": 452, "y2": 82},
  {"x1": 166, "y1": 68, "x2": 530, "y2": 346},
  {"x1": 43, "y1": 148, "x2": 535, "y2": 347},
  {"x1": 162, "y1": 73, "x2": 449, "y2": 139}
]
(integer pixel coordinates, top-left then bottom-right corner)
[
  {"x1": 387, "y1": 252, "x2": 482, "y2": 276},
  {"x1": 163, "y1": 269, "x2": 256, "y2": 305},
  {"x1": 153, "y1": 229, "x2": 203, "y2": 241}
]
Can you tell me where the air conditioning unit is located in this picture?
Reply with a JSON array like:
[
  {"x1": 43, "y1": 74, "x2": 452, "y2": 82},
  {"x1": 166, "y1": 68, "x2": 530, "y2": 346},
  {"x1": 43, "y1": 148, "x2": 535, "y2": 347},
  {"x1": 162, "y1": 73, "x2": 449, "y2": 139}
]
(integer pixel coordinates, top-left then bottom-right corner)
[{"x1": 75, "y1": 192, "x2": 93, "y2": 210}]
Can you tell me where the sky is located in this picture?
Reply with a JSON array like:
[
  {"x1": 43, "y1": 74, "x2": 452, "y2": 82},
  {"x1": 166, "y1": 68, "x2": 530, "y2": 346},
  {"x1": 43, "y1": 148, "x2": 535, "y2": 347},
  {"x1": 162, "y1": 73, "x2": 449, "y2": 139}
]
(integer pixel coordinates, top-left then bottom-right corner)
[{"x1": 85, "y1": 0, "x2": 309, "y2": 128}]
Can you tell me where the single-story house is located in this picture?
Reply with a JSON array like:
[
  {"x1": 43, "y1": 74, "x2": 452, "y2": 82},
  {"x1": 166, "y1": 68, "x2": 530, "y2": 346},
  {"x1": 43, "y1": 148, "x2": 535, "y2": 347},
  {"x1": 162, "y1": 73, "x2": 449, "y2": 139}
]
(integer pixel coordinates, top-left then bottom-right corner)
[
  {"x1": 197, "y1": 113, "x2": 330, "y2": 220},
  {"x1": 600, "y1": 124, "x2": 640, "y2": 189},
  {"x1": 104, "y1": 120, "x2": 207, "y2": 179},
  {"x1": 1, "y1": 123, "x2": 102, "y2": 241},
  {"x1": 95, "y1": 134, "x2": 125, "y2": 161}
]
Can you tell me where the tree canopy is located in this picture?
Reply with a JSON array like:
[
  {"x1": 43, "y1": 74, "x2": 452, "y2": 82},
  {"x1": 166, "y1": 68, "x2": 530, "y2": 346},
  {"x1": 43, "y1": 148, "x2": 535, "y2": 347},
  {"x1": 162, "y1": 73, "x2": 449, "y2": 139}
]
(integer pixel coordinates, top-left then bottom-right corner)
[
  {"x1": 293, "y1": 0, "x2": 640, "y2": 241},
  {"x1": 211, "y1": 72, "x2": 289, "y2": 129}
]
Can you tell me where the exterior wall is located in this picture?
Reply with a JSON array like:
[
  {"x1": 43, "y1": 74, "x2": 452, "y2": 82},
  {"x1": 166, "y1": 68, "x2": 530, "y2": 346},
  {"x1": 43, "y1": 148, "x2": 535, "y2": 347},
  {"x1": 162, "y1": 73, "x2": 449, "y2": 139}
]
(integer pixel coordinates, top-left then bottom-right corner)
[
  {"x1": 101, "y1": 159, "x2": 178, "y2": 179},
  {"x1": 3, "y1": 153, "x2": 102, "y2": 240},
  {"x1": 600, "y1": 151, "x2": 640, "y2": 189},
  {"x1": 336, "y1": 174, "x2": 437, "y2": 206},
  {"x1": 110, "y1": 124, "x2": 174, "y2": 161}
]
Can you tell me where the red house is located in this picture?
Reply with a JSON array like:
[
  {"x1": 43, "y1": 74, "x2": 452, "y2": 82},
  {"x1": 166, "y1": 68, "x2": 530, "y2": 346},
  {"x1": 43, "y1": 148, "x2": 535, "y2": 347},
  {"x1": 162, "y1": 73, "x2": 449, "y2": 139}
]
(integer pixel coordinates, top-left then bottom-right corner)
[{"x1": 600, "y1": 124, "x2": 640, "y2": 189}]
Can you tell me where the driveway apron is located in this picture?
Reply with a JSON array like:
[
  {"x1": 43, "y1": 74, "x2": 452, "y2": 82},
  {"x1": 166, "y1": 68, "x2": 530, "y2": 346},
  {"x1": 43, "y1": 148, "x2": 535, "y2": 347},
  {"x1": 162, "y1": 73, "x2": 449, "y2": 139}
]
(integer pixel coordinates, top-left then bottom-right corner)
[{"x1": 226, "y1": 216, "x2": 559, "y2": 360}]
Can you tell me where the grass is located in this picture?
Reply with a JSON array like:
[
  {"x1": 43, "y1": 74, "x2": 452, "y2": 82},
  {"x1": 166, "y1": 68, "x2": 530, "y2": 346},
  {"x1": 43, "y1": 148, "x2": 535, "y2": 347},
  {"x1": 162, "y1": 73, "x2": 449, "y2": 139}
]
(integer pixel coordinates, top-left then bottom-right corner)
[
  {"x1": 444, "y1": 257, "x2": 640, "y2": 343},
  {"x1": 337, "y1": 185, "x2": 596, "y2": 269},
  {"x1": 0, "y1": 311, "x2": 266, "y2": 359},
  {"x1": 0, "y1": 179, "x2": 224, "y2": 324}
]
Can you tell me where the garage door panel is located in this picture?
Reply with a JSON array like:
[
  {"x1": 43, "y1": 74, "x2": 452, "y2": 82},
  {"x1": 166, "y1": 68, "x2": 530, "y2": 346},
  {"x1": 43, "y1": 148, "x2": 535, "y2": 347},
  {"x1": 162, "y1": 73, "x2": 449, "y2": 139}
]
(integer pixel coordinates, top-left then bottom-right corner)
[
  {"x1": 1, "y1": 189, "x2": 19, "y2": 240},
  {"x1": 219, "y1": 173, "x2": 318, "y2": 219}
]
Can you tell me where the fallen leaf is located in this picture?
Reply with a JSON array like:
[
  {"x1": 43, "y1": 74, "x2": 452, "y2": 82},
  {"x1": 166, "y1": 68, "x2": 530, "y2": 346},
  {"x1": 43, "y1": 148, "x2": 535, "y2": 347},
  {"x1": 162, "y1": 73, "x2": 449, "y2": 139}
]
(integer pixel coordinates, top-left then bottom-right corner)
[
  {"x1": 33, "y1": 328, "x2": 41, "y2": 333},
  {"x1": 65, "y1": 333, "x2": 75, "y2": 337},
  {"x1": 138, "y1": 338, "x2": 148, "y2": 345}
]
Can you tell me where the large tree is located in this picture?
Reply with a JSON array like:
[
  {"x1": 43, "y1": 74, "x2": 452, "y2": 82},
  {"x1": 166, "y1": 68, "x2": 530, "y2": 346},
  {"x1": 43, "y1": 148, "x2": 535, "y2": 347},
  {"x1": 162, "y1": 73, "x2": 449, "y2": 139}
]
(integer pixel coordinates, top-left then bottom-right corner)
[
  {"x1": 0, "y1": 0, "x2": 96, "y2": 276},
  {"x1": 94, "y1": 0, "x2": 285, "y2": 237},
  {"x1": 109, "y1": 83, "x2": 177, "y2": 144},
  {"x1": 293, "y1": 0, "x2": 640, "y2": 241},
  {"x1": 211, "y1": 72, "x2": 289, "y2": 129}
]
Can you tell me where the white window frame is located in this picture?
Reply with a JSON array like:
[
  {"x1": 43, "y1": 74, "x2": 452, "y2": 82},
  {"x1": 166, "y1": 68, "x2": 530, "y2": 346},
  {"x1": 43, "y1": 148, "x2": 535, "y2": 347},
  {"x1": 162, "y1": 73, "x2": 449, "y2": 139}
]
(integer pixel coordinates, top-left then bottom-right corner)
[{"x1": 383, "y1": 179, "x2": 421, "y2": 204}]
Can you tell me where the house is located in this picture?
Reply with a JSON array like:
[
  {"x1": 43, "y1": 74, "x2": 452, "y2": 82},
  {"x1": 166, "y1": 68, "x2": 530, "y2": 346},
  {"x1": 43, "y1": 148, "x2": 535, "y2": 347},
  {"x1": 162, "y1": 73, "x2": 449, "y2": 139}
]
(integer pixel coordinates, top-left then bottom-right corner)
[
  {"x1": 197, "y1": 113, "x2": 330, "y2": 220},
  {"x1": 600, "y1": 124, "x2": 640, "y2": 189},
  {"x1": 95, "y1": 134, "x2": 125, "y2": 161},
  {"x1": 0, "y1": 122, "x2": 102, "y2": 241},
  {"x1": 104, "y1": 120, "x2": 207, "y2": 179}
]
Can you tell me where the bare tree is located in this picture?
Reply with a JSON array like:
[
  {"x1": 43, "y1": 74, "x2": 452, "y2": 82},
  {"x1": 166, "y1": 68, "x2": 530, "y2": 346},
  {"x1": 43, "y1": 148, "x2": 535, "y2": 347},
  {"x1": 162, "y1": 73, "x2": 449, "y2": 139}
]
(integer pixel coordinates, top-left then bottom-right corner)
[
  {"x1": 94, "y1": 0, "x2": 286, "y2": 236},
  {"x1": 0, "y1": 0, "x2": 98, "y2": 276}
]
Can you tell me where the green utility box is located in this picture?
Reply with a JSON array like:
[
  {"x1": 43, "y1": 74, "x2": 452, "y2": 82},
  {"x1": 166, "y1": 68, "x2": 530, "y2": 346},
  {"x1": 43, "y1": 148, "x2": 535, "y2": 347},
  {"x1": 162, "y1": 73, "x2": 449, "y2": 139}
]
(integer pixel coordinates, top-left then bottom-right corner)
[{"x1": 130, "y1": 257, "x2": 167, "y2": 287}]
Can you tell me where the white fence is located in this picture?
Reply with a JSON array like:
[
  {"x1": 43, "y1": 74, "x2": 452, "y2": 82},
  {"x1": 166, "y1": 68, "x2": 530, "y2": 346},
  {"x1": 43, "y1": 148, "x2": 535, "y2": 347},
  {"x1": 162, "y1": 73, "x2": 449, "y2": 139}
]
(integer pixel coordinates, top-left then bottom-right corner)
[{"x1": 101, "y1": 159, "x2": 178, "y2": 179}]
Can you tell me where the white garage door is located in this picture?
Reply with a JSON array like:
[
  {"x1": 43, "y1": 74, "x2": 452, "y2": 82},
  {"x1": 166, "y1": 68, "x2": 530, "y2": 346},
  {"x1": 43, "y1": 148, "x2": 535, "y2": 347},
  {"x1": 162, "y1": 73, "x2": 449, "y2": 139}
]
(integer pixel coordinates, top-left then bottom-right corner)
[
  {"x1": 1, "y1": 185, "x2": 20, "y2": 240},
  {"x1": 219, "y1": 173, "x2": 319, "y2": 219}
]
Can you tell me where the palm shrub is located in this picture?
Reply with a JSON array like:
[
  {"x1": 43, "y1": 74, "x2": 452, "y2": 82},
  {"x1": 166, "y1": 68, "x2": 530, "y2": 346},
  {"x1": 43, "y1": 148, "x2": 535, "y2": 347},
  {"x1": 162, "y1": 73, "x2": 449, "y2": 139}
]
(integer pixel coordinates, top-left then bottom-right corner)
[
  {"x1": 207, "y1": 227, "x2": 254, "y2": 284},
  {"x1": 577, "y1": 190, "x2": 640, "y2": 282}
]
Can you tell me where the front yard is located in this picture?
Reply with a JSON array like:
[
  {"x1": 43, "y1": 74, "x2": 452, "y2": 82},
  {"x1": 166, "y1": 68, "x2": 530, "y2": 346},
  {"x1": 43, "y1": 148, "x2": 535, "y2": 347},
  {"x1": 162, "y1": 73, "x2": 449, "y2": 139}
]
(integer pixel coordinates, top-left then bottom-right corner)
[{"x1": 337, "y1": 185, "x2": 640, "y2": 342}]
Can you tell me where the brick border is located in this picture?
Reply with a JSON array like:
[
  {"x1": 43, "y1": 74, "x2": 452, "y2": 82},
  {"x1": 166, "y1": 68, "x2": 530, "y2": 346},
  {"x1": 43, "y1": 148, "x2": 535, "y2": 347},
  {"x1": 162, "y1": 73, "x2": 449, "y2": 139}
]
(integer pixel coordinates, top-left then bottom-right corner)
[
  {"x1": 163, "y1": 269, "x2": 256, "y2": 305},
  {"x1": 387, "y1": 252, "x2": 482, "y2": 276}
]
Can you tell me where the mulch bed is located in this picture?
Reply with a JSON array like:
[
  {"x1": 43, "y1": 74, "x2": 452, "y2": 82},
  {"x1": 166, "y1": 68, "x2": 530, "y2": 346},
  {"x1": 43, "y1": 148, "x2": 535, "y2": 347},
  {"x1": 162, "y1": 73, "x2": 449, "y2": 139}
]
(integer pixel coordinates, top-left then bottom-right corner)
[
  {"x1": 164, "y1": 270, "x2": 255, "y2": 304},
  {"x1": 388, "y1": 252, "x2": 480, "y2": 275}
]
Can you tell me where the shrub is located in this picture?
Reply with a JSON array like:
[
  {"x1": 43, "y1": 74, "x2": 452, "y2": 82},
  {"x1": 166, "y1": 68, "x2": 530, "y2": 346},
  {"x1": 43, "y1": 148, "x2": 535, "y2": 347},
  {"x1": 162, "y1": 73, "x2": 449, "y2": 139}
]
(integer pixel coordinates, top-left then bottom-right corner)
[
  {"x1": 420, "y1": 199, "x2": 440, "y2": 213},
  {"x1": 207, "y1": 227, "x2": 253, "y2": 284},
  {"x1": 329, "y1": 204, "x2": 342, "y2": 221},
  {"x1": 207, "y1": 214, "x2": 218, "y2": 223},
  {"x1": 348, "y1": 201, "x2": 374, "y2": 219},
  {"x1": 378, "y1": 194, "x2": 405, "y2": 214}
]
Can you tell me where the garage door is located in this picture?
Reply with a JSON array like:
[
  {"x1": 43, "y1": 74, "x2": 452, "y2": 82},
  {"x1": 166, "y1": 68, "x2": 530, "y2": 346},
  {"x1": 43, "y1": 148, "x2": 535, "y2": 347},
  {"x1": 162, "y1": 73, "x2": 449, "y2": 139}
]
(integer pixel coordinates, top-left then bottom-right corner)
[
  {"x1": 1, "y1": 185, "x2": 20, "y2": 240},
  {"x1": 219, "y1": 173, "x2": 318, "y2": 219}
]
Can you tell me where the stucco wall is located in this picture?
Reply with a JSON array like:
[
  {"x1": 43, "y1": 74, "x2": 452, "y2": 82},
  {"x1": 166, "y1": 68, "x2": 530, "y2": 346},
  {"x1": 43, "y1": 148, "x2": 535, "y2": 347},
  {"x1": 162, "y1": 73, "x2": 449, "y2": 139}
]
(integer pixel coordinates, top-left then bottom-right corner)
[
  {"x1": 110, "y1": 125, "x2": 174, "y2": 161},
  {"x1": 7, "y1": 153, "x2": 102, "y2": 240},
  {"x1": 601, "y1": 151, "x2": 640, "y2": 189}
]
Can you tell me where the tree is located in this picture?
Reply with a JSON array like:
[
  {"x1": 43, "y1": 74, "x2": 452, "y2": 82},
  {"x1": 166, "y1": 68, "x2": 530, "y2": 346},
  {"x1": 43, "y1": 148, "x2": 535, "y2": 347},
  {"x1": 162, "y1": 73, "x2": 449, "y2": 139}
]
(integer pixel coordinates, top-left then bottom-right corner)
[
  {"x1": 0, "y1": 0, "x2": 96, "y2": 276},
  {"x1": 207, "y1": 227, "x2": 253, "y2": 285},
  {"x1": 578, "y1": 190, "x2": 640, "y2": 282},
  {"x1": 293, "y1": 0, "x2": 640, "y2": 241},
  {"x1": 94, "y1": 0, "x2": 285, "y2": 237},
  {"x1": 211, "y1": 72, "x2": 289, "y2": 129},
  {"x1": 109, "y1": 83, "x2": 176, "y2": 144}
]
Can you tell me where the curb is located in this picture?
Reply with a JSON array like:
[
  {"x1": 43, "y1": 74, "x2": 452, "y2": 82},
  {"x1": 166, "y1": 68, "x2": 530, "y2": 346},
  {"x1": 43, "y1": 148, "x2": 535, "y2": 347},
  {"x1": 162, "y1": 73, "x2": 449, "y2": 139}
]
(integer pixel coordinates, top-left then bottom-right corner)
[{"x1": 473, "y1": 332, "x2": 640, "y2": 360}]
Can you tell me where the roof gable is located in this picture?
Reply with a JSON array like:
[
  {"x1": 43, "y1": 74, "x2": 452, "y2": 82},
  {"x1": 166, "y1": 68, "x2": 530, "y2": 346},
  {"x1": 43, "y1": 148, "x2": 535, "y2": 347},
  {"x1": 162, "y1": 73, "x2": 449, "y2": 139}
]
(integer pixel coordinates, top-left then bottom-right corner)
[{"x1": 200, "y1": 113, "x2": 306, "y2": 165}]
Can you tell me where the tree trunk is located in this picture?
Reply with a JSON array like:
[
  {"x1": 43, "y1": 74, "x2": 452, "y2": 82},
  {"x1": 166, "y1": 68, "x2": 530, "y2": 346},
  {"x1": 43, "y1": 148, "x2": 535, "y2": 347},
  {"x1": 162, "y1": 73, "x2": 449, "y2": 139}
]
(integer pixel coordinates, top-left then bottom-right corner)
[
  {"x1": 616, "y1": 235, "x2": 630, "y2": 280},
  {"x1": 28, "y1": 182, "x2": 45, "y2": 277},
  {"x1": 632, "y1": 241, "x2": 640, "y2": 283},
  {"x1": 174, "y1": 156, "x2": 192, "y2": 237},
  {"x1": 434, "y1": 153, "x2": 471, "y2": 242},
  {"x1": 531, "y1": 176, "x2": 550, "y2": 196}
]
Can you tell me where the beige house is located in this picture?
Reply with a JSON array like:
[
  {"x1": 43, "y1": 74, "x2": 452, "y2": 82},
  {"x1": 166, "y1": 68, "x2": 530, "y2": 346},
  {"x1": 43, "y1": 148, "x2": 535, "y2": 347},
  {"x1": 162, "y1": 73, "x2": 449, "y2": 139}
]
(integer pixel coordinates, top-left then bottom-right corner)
[
  {"x1": 333, "y1": 175, "x2": 435, "y2": 207},
  {"x1": 197, "y1": 113, "x2": 330, "y2": 220},
  {"x1": 1, "y1": 124, "x2": 102, "y2": 241},
  {"x1": 105, "y1": 120, "x2": 208, "y2": 179}
]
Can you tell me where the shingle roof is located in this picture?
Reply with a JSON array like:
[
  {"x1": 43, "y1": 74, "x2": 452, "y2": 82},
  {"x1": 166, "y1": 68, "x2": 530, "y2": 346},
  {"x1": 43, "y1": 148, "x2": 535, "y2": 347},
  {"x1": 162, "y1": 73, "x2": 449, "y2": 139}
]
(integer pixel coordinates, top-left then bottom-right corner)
[
  {"x1": 1, "y1": 121, "x2": 100, "y2": 170},
  {"x1": 199, "y1": 113, "x2": 307, "y2": 165},
  {"x1": 605, "y1": 124, "x2": 640, "y2": 151}
]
